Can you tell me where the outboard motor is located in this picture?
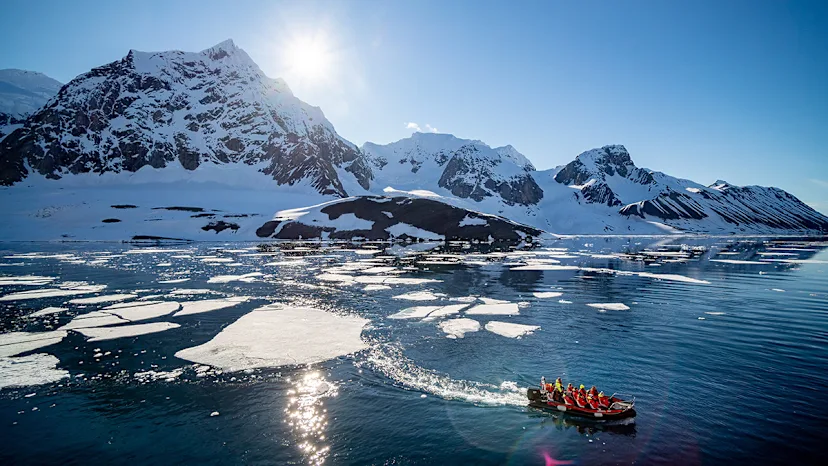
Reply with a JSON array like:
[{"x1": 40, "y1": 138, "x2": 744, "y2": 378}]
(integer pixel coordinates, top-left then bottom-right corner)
[{"x1": 527, "y1": 388, "x2": 542, "y2": 401}]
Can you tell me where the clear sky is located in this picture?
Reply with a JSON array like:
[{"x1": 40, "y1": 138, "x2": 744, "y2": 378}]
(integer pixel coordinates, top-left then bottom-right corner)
[{"x1": 2, "y1": 0, "x2": 827, "y2": 212}]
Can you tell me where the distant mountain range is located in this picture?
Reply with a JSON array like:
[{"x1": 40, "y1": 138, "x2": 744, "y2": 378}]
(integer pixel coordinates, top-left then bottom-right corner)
[{"x1": 0, "y1": 40, "x2": 826, "y2": 239}]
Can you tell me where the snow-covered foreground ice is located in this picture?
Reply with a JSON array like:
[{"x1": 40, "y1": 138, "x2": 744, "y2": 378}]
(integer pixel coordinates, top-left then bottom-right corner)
[
  {"x1": 0, "y1": 284, "x2": 107, "y2": 301},
  {"x1": 465, "y1": 303, "x2": 520, "y2": 315},
  {"x1": 0, "y1": 353, "x2": 69, "y2": 389},
  {"x1": 175, "y1": 305, "x2": 369, "y2": 371},
  {"x1": 439, "y1": 318, "x2": 480, "y2": 338},
  {"x1": 76, "y1": 322, "x2": 181, "y2": 342},
  {"x1": 587, "y1": 303, "x2": 631, "y2": 311},
  {"x1": 484, "y1": 321, "x2": 540, "y2": 338}
]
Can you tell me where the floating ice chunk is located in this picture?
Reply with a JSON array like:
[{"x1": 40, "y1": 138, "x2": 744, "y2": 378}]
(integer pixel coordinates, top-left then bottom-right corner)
[
  {"x1": 173, "y1": 297, "x2": 251, "y2": 317},
  {"x1": 207, "y1": 272, "x2": 264, "y2": 284},
  {"x1": 354, "y1": 249, "x2": 382, "y2": 255},
  {"x1": 633, "y1": 272, "x2": 710, "y2": 284},
  {"x1": 479, "y1": 297, "x2": 510, "y2": 305},
  {"x1": 103, "y1": 301, "x2": 180, "y2": 322},
  {"x1": 0, "y1": 275, "x2": 57, "y2": 286},
  {"x1": 201, "y1": 257, "x2": 235, "y2": 263},
  {"x1": 59, "y1": 312, "x2": 129, "y2": 330},
  {"x1": 77, "y1": 322, "x2": 181, "y2": 342},
  {"x1": 169, "y1": 289, "x2": 218, "y2": 296},
  {"x1": 175, "y1": 305, "x2": 369, "y2": 371},
  {"x1": 361, "y1": 266, "x2": 400, "y2": 274},
  {"x1": 360, "y1": 276, "x2": 439, "y2": 285},
  {"x1": 705, "y1": 312, "x2": 726, "y2": 315},
  {"x1": 392, "y1": 291, "x2": 444, "y2": 301},
  {"x1": 759, "y1": 259, "x2": 828, "y2": 264},
  {"x1": 485, "y1": 321, "x2": 539, "y2": 338},
  {"x1": 558, "y1": 299, "x2": 573, "y2": 304},
  {"x1": 586, "y1": 303, "x2": 630, "y2": 311},
  {"x1": 28, "y1": 307, "x2": 68, "y2": 317},
  {"x1": 134, "y1": 368, "x2": 184, "y2": 383},
  {"x1": 0, "y1": 353, "x2": 69, "y2": 389},
  {"x1": 533, "y1": 292, "x2": 563, "y2": 299},
  {"x1": 389, "y1": 306, "x2": 440, "y2": 319},
  {"x1": 439, "y1": 318, "x2": 481, "y2": 338},
  {"x1": 449, "y1": 296, "x2": 478, "y2": 303},
  {"x1": 156, "y1": 262, "x2": 173, "y2": 267},
  {"x1": 158, "y1": 278, "x2": 190, "y2": 284},
  {"x1": 0, "y1": 284, "x2": 107, "y2": 302},
  {"x1": 425, "y1": 304, "x2": 470, "y2": 320},
  {"x1": 364, "y1": 284, "x2": 391, "y2": 291},
  {"x1": 68, "y1": 294, "x2": 138, "y2": 305},
  {"x1": 0, "y1": 331, "x2": 68, "y2": 357},
  {"x1": 210, "y1": 411, "x2": 220, "y2": 417},
  {"x1": 710, "y1": 259, "x2": 773, "y2": 265},
  {"x1": 466, "y1": 303, "x2": 520, "y2": 315}
]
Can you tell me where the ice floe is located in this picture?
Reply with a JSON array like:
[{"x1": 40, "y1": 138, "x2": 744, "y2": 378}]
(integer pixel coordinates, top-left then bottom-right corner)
[
  {"x1": 27, "y1": 307, "x2": 68, "y2": 318},
  {"x1": 175, "y1": 304, "x2": 369, "y2": 371},
  {"x1": 173, "y1": 297, "x2": 251, "y2": 317},
  {"x1": 389, "y1": 306, "x2": 440, "y2": 319},
  {"x1": 466, "y1": 303, "x2": 520, "y2": 315},
  {"x1": 363, "y1": 284, "x2": 391, "y2": 291},
  {"x1": 510, "y1": 264, "x2": 580, "y2": 271},
  {"x1": 103, "y1": 301, "x2": 180, "y2": 321},
  {"x1": 264, "y1": 260, "x2": 308, "y2": 266},
  {"x1": 158, "y1": 278, "x2": 190, "y2": 284},
  {"x1": 59, "y1": 311, "x2": 129, "y2": 330},
  {"x1": 392, "y1": 291, "x2": 444, "y2": 301},
  {"x1": 76, "y1": 322, "x2": 181, "y2": 342},
  {"x1": 533, "y1": 291, "x2": 563, "y2": 298},
  {"x1": 479, "y1": 297, "x2": 510, "y2": 305},
  {"x1": 68, "y1": 293, "x2": 138, "y2": 305},
  {"x1": 169, "y1": 289, "x2": 219, "y2": 296},
  {"x1": 0, "y1": 275, "x2": 57, "y2": 286},
  {"x1": 0, "y1": 353, "x2": 69, "y2": 389},
  {"x1": 0, "y1": 331, "x2": 68, "y2": 357},
  {"x1": 207, "y1": 272, "x2": 263, "y2": 284},
  {"x1": 710, "y1": 259, "x2": 773, "y2": 265},
  {"x1": 586, "y1": 303, "x2": 631, "y2": 311},
  {"x1": 125, "y1": 248, "x2": 190, "y2": 254},
  {"x1": 0, "y1": 284, "x2": 107, "y2": 302},
  {"x1": 439, "y1": 318, "x2": 481, "y2": 339},
  {"x1": 484, "y1": 321, "x2": 539, "y2": 338}
]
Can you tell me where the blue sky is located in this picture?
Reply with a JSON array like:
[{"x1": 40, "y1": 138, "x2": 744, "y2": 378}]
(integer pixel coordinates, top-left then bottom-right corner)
[{"x1": 2, "y1": 0, "x2": 827, "y2": 212}]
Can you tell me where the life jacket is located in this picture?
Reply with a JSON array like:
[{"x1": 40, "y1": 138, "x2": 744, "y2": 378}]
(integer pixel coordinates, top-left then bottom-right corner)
[
  {"x1": 574, "y1": 393, "x2": 586, "y2": 408},
  {"x1": 589, "y1": 387, "x2": 598, "y2": 398},
  {"x1": 563, "y1": 394, "x2": 574, "y2": 405},
  {"x1": 587, "y1": 396, "x2": 599, "y2": 409},
  {"x1": 597, "y1": 395, "x2": 609, "y2": 408},
  {"x1": 546, "y1": 383, "x2": 555, "y2": 392}
]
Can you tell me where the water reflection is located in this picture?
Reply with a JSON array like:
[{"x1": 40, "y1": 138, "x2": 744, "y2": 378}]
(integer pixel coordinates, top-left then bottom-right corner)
[
  {"x1": 286, "y1": 371, "x2": 336, "y2": 465},
  {"x1": 529, "y1": 411, "x2": 638, "y2": 437}
]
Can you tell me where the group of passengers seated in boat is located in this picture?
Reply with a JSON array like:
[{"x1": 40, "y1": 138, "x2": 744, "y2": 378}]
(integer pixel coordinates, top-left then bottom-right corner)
[{"x1": 540, "y1": 376, "x2": 612, "y2": 410}]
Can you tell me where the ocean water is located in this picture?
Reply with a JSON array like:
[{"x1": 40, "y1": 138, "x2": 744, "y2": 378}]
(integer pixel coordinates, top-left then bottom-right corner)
[{"x1": 1, "y1": 237, "x2": 827, "y2": 465}]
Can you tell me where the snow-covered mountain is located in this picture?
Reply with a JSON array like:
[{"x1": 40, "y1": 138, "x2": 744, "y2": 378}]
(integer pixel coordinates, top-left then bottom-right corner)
[
  {"x1": 0, "y1": 40, "x2": 371, "y2": 195},
  {"x1": 0, "y1": 39, "x2": 825, "y2": 239},
  {"x1": 0, "y1": 69, "x2": 63, "y2": 138}
]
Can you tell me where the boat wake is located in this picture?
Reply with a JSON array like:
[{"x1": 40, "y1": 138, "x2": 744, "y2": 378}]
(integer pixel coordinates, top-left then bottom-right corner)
[{"x1": 358, "y1": 343, "x2": 528, "y2": 407}]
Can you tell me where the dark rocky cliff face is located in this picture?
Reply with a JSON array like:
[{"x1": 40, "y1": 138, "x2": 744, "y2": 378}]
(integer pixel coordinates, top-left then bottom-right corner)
[{"x1": 0, "y1": 41, "x2": 371, "y2": 195}]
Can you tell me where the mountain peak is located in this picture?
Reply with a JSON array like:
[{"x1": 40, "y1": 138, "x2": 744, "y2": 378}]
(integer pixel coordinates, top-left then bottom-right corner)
[{"x1": 201, "y1": 39, "x2": 239, "y2": 59}]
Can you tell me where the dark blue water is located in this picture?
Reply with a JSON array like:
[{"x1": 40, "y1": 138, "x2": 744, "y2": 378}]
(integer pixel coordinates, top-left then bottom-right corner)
[{"x1": 1, "y1": 237, "x2": 827, "y2": 465}]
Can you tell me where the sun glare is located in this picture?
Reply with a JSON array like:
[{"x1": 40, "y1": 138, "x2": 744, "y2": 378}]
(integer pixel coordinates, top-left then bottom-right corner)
[{"x1": 285, "y1": 34, "x2": 332, "y2": 82}]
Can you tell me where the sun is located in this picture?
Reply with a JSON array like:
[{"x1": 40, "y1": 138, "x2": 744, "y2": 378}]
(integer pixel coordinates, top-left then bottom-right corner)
[{"x1": 284, "y1": 34, "x2": 332, "y2": 82}]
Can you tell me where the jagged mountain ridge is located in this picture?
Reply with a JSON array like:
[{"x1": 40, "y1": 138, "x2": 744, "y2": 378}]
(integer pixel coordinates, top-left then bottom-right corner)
[
  {"x1": 0, "y1": 40, "x2": 371, "y2": 195},
  {"x1": 0, "y1": 39, "x2": 825, "y2": 235}
]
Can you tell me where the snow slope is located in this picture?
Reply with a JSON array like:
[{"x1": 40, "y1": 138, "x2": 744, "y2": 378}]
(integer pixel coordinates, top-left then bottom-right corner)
[{"x1": 0, "y1": 69, "x2": 63, "y2": 139}]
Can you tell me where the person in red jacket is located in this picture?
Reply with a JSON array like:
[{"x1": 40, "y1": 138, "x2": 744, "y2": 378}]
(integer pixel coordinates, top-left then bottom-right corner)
[
  {"x1": 589, "y1": 385, "x2": 599, "y2": 398},
  {"x1": 574, "y1": 390, "x2": 586, "y2": 408},
  {"x1": 587, "y1": 393, "x2": 599, "y2": 410},
  {"x1": 597, "y1": 391, "x2": 610, "y2": 409}
]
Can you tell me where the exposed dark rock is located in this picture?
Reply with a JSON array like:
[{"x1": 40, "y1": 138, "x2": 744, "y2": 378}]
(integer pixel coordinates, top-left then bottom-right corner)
[
  {"x1": 111, "y1": 204, "x2": 137, "y2": 209},
  {"x1": 101, "y1": 218, "x2": 121, "y2": 223},
  {"x1": 256, "y1": 196, "x2": 542, "y2": 241},
  {"x1": 190, "y1": 213, "x2": 216, "y2": 218},
  {"x1": 152, "y1": 206, "x2": 204, "y2": 212},
  {"x1": 202, "y1": 221, "x2": 240, "y2": 233}
]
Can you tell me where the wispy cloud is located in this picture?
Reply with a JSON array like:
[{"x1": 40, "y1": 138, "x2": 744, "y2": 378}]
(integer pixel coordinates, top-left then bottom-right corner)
[
  {"x1": 809, "y1": 179, "x2": 828, "y2": 189},
  {"x1": 404, "y1": 122, "x2": 439, "y2": 133}
]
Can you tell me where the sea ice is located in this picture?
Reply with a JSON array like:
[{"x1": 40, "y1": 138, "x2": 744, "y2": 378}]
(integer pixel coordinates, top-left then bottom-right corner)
[
  {"x1": 0, "y1": 353, "x2": 69, "y2": 389},
  {"x1": 173, "y1": 297, "x2": 251, "y2": 317},
  {"x1": 0, "y1": 331, "x2": 68, "y2": 357},
  {"x1": 58, "y1": 312, "x2": 129, "y2": 330},
  {"x1": 0, "y1": 284, "x2": 107, "y2": 302},
  {"x1": 424, "y1": 304, "x2": 470, "y2": 319},
  {"x1": 68, "y1": 294, "x2": 138, "y2": 305},
  {"x1": 158, "y1": 278, "x2": 190, "y2": 284},
  {"x1": 28, "y1": 307, "x2": 68, "y2": 317},
  {"x1": 484, "y1": 321, "x2": 539, "y2": 338},
  {"x1": 586, "y1": 303, "x2": 631, "y2": 311},
  {"x1": 533, "y1": 292, "x2": 563, "y2": 298},
  {"x1": 479, "y1": 297, "x2": 510, "y2": 305},
  {"x1": 466, "y1": 303, "x2": 520, "y2": 315},
  {"x1": 77, "y1": 322, "x2": 181, "y2": 342},
  {"x1": 175, "y1": 305, "x2": 369, "y2": 371},
  {"x1": 103, "y1": 301, "x2": 181, "y2": 321},
  {"x1": 389, "y1": 306, "x2": 440, "y2": 319},
  {"x1": 509, "y1": 264, "x2": 580, "y2": 271},
  {"x1": 392, "y1": 291, "x2": 444, "y2": 301},
  {"x1": 364, "y1": 284, "x2": 391, "y2": 291},
  {"x1": 439, "y1": 318, "x2": 480, "y2": 339},
  {"x1": 169, "y1": 289, "x2": 219, "y2": 296},
  {"x1": 0, "y1": 275, "x2": 57, "y2": 286},
  {"x1": 207, "y1": 272, "x2": 263, "y2": 284},
  {"x1": 710, "y1": 259, "x2": 773, "y2": 265}
]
